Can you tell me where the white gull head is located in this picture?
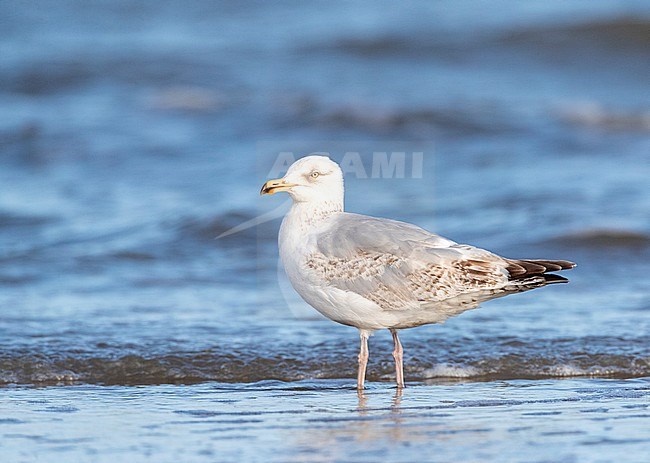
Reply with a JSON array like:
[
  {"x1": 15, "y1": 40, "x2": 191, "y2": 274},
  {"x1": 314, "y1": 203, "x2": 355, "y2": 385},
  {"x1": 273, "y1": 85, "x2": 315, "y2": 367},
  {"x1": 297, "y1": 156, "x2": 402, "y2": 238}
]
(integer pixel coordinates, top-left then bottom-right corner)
[{"x1": 260, "y1": 155, "x2": 344, "y2": 207}]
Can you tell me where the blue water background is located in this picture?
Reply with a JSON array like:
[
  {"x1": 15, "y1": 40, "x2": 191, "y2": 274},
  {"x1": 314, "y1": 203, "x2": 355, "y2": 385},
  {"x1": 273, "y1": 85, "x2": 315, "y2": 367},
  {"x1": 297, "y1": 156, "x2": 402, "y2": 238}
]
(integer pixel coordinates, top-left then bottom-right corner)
[{"x1": 0, "y1": 0, "x2": 649, "y2": 382}]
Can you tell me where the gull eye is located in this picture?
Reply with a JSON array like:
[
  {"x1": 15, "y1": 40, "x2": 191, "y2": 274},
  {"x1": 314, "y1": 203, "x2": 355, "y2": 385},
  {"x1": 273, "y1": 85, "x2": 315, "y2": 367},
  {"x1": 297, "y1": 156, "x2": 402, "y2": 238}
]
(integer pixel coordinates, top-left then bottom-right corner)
[{"x1": 310, "y1": 171, "x2": 320, "y2": 179}]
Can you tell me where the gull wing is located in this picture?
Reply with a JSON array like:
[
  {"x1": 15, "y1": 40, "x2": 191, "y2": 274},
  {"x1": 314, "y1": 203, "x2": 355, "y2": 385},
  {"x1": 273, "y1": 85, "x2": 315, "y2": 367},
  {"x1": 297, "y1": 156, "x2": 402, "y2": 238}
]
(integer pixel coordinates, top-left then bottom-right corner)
[
  {"x1": 315, "y1": 212, "x2": 456, "y2": 258},
  {"x1": 308, "y1": 213, "x2": 513, "y2": 311}
]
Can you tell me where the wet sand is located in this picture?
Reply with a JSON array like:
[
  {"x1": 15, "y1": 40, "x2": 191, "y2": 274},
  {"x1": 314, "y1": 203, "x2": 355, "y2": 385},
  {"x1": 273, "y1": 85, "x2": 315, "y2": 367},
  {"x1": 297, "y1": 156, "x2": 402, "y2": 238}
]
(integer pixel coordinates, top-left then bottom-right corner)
[{"x1": 2, "y1": 378, "x2": 649, "y2": 462}]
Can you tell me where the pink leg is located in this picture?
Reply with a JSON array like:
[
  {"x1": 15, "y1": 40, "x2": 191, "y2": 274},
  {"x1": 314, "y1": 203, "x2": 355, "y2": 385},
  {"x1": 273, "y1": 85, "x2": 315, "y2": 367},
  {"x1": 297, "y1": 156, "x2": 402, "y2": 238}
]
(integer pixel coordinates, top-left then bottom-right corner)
[
  {"x1": 357, "y1": 330, "x2": 369, "y2": 390},
  {"x1": 390, "y1": 329, "x2": 404, "y2": 388}
]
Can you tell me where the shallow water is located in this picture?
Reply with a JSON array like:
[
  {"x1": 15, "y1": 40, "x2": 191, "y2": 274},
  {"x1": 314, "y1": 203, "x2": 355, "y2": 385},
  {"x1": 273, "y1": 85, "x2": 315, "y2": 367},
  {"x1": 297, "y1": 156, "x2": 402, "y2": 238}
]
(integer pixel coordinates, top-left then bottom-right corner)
[
  {"x1": 1, "y1": 0, "x2": 650, "y2": 461},
  {"x1": 3, "y1": 379, "x2": 650, "y2": 462}
]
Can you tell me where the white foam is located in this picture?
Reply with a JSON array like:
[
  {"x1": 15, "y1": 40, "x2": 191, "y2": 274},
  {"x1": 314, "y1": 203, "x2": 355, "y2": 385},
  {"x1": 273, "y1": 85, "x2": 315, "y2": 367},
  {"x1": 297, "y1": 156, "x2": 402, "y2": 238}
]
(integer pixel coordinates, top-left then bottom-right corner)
[
  {"x1": 422, "y1": 364, "x2": 480, "y2": 378},
  {"x1": 546, "y1": 364, "x2": 589, "y2": 377}
]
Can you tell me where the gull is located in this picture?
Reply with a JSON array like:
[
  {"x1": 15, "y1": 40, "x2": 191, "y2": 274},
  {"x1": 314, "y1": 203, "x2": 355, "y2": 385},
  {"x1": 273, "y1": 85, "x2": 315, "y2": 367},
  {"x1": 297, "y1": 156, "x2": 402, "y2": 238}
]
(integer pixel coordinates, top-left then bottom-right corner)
[{"x1": 261, "y1": 155, "x2": 575, "y2": 389}]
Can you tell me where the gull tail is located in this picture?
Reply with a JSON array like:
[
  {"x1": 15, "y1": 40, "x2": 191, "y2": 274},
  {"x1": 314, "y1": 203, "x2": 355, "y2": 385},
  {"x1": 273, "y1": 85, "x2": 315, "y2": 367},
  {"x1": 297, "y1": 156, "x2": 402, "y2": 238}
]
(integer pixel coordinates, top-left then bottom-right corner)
[{"x1": 505, "y1": 259, "x2": 576, "y2": 288}]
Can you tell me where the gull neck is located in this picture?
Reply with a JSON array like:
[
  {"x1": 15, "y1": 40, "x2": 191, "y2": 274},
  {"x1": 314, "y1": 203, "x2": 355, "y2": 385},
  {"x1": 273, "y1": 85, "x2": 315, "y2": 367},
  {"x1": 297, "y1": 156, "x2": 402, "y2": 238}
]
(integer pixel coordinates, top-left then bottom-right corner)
[{"x1": 287, "y1": 199, "x2": 344, "y2": 229}]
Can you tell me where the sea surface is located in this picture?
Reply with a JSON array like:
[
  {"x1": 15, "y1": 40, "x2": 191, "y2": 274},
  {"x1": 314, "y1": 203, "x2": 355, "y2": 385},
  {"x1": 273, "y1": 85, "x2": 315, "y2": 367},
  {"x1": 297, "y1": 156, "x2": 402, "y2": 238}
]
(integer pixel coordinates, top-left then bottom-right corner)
[{"x1": 1, "y1": 1, "x2": 649, "y2": 462}]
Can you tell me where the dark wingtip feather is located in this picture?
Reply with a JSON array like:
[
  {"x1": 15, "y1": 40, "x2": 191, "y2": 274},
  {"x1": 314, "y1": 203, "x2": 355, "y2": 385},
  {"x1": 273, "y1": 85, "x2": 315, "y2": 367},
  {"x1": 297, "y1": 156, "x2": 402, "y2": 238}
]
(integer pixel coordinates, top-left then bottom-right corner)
[
  {"x1": 542, "y1": 273, "x2": 569, "y2": 284},
  {"x1": 506, "y1": 258, "x2": 576, "y2": 280}
]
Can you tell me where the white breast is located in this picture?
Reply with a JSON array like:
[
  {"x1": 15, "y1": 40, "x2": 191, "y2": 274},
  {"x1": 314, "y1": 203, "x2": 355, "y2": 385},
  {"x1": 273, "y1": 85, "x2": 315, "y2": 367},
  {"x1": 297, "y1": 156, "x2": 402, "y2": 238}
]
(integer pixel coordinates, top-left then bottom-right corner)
[{"x1": 278, "y1": 206, "x2": 398, "y2": 330}]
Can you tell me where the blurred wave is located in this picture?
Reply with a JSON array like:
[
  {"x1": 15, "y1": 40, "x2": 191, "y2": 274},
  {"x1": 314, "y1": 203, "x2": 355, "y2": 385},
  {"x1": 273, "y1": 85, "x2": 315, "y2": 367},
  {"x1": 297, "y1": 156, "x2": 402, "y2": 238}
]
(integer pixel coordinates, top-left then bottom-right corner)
[
  {"x1": 305, "y1": 16, "x2": 650, "y2": 60},
  {"x1": 557, "y1": 102, "x2": 650, "y2": 132},
  {"x1": 499, "y1": 17, "x2": 650, "y2": 51},
  {"x1": 546, "y1": 229, "x2": 650, "y2": 249},
  {"x1": 2, "y1": 336, "x2": 647, "y2": 386},
  {"x1": 298, "y1": 103, "x2": 520, "y2": 137}
]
